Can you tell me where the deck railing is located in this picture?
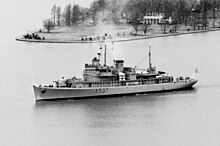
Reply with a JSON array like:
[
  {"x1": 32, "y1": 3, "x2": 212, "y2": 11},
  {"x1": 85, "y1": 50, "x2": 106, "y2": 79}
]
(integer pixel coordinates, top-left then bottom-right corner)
[
  {"x1": 79, "y1": 78, "x2": 177, "y2": 88},
  {"x1": 47, "y1": 77, "x2": 192, "y2": 88}
]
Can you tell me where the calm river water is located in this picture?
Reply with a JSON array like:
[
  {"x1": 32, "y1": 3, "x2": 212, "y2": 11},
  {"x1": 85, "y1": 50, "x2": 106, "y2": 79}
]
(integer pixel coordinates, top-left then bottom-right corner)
[{"x1": 1, "y1": 1, "x2": 220, "y2": 146}]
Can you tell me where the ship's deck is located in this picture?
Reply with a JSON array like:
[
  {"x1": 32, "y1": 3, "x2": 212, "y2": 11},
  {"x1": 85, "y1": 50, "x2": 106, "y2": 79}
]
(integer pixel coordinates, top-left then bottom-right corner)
[{"x1": 45, "y1": 77, "x2": 193, "y2": 89}]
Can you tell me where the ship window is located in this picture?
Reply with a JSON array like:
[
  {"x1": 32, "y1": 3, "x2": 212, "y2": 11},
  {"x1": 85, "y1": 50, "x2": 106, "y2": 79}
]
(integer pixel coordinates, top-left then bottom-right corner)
[{"x1": 85, "y1": 69, "x2": 96, "y2": 71}]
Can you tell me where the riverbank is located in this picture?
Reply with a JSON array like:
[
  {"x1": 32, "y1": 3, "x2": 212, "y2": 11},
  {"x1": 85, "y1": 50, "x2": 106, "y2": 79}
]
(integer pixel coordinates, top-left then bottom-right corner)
[{"x1": 16, "y1": 24, "x2": 220, "y2": 43}]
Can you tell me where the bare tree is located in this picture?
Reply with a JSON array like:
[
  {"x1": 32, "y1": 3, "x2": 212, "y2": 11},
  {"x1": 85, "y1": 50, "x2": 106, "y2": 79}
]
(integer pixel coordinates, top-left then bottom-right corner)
[
  {"x1": 131, "y1": 14, "x2": 142, "y2": 35},
  {"x1": 160, "y1": 19, "x2": 169, "y2": 34},
  {"x1": 200, "y1": 0, "x2": 209, "y2": 29},
  {"x1": 80, "y1": 8, "x2": 90, "y2": 27},
  {"x1": 57, "y1": 6, "x2": 61, "y2": 26},
  {"x1": 141, "y1": 23, "x2": 151, "y2": 35},
  {"x1": 51, "y1": 4, "x2": 57, "y2": 26},
  {"x1": 211, "y1": 0, "x2": 217, "y2": 27},
  {"x1": 97, "y1": 0, "x2": 106, "y2": 17},
  {"x1": 160, "y1": 0, "x2": 174, "y2": 34},
  {"x1": 107, "y1": 0, "x2": 121, "y2": 23},
  {"x1": 43, "y1": 19, "x2": 54, "y2": 33},
  {"x1": 172, "y1": 0, "x2": 187, "y2": 33},
  {"x1": 64, "y1": 4, "x2": 72, "y2": 26},
  {"x1": 124, "y1": 1, "x2": 143, "y2": 35},
  {"x1": 72, "y1": 4, "x2": 81, "y2": 26},
  {"x1": 90, "y1": 1, "x2": 100, "y2": 25}
]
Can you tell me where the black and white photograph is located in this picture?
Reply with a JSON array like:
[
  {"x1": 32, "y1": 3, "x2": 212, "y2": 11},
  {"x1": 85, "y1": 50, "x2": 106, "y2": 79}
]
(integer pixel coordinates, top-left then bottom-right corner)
[{"x1": 1, "y1": 0, "x2": 220, "y2": 145}]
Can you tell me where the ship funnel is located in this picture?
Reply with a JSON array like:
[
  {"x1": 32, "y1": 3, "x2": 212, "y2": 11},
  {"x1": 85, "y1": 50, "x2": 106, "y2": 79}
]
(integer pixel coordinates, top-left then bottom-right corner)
[
  {"x1": 116, "y1": 60, "x2": 124, "y2": 72},
  {"x1": 92, "y1": 57, "x2": 99, "y2": 66},
  {"x1": 97, "y1": 53, "x2": 101, "y2": 60}
]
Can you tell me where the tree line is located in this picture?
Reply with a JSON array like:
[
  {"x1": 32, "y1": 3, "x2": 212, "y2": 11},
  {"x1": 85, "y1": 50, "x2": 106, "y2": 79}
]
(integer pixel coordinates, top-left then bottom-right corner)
[
  {"x1": 43, "y1": 0, "x2": 128, "y2": 32},
  {"x1": 43, "y1": 0, "x2": 220, "y2": 33},
  {"x1": 125, "y1": 0, "x2": 220, "y2": 34}
]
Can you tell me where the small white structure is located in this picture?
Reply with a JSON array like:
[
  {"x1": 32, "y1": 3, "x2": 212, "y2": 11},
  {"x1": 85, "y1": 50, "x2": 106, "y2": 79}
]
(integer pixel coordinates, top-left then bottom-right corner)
[{"x1": 144, "y1": 13, "x2": 164, "y2": 24}]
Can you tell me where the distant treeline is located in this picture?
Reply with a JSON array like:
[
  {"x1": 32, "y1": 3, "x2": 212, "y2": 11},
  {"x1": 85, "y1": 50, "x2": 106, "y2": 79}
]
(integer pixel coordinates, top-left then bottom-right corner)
[{"x1": 43, "y1": 0, "x2": 220, "y2": 33}]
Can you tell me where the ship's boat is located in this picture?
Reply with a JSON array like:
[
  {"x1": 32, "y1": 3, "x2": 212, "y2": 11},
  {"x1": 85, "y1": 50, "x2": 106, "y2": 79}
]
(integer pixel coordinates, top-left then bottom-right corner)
[{"x1": 33, "y1": 44, "x2": 198, "y2": 101}]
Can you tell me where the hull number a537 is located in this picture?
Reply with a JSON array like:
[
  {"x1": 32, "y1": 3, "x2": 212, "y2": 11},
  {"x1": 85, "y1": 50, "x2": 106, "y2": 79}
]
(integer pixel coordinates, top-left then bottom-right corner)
[{"x1": 95, "y1": 88, "x2": 108, "y2": 93}]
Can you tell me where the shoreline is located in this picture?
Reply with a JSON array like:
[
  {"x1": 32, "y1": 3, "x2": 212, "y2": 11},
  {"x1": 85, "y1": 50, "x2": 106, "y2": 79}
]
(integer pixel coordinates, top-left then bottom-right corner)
[{"x1": 15, "y1": 27, "x2": 220, "y2": 44}]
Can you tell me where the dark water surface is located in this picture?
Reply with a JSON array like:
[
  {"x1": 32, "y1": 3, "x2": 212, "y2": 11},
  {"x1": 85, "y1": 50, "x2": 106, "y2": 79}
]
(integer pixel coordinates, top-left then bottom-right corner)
[{"x1": 1, "y1": 3, "x2": 220, "y2": 146}]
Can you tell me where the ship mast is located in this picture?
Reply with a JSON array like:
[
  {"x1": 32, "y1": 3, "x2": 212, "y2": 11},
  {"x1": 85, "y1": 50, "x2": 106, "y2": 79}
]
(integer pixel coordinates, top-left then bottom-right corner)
[
  {"x1": 149, "y1": 44, "x2": 152, "y2": 70},
  {"x1": 98, "y1": 42, "x2": 107, "y2": 66},
  {"x1": 104, "y1": 44, "x2": 107, "y2": 66}
]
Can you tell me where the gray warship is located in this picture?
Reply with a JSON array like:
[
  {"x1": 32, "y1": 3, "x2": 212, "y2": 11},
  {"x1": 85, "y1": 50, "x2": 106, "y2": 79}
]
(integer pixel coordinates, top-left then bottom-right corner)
[{"x1": 33, "y1": 44, "x2": 198, "y2": 101}]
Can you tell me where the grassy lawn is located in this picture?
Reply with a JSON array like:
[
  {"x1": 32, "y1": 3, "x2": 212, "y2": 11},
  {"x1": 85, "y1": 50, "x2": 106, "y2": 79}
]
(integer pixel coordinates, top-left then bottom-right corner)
[
  {"x1": 37, "y1": 23, "x2": 133, "y2": 41},
  {"x1": 17, "y1": 23, "x2": 220, "y2": 43}
]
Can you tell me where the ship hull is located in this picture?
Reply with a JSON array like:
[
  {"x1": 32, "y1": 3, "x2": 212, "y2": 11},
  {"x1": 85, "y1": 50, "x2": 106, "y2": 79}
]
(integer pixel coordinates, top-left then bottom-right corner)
[{"x1": 33, "y1": 80, "x2": 197, "y2": 101}]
